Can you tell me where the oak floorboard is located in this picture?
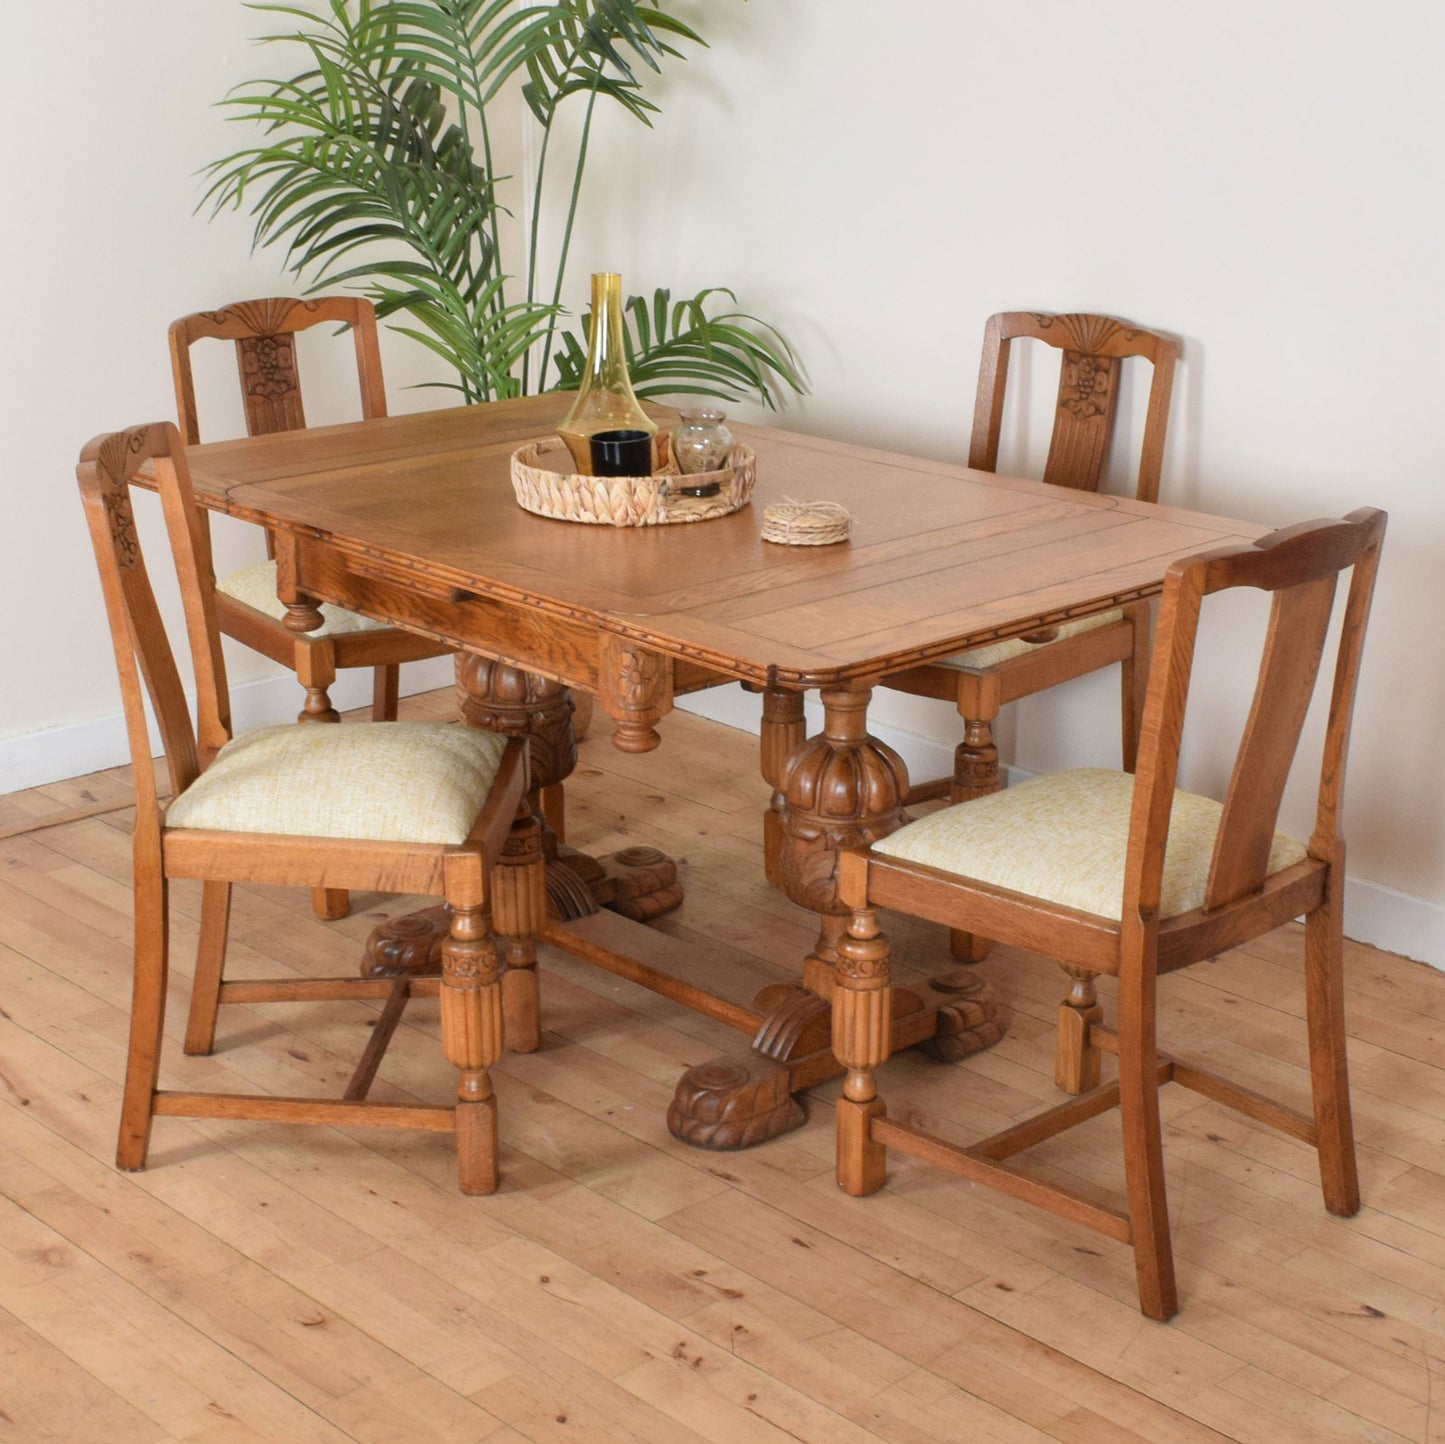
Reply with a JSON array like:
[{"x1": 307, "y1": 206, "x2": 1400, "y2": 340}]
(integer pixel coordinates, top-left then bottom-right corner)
[{"x1": 0, "y1": 1300, "x2": 171, "y2": 1444}]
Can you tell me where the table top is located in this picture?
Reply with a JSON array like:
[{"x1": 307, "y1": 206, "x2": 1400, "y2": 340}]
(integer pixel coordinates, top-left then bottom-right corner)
[{"x1": 185, "y1": 394, "x2": 1267, "y2": 687}]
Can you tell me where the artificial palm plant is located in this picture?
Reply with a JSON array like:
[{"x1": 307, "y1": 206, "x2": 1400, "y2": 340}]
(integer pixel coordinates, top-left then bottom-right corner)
[{"x1": 205, "y1": 0, "x2": 804, "y2": 407}]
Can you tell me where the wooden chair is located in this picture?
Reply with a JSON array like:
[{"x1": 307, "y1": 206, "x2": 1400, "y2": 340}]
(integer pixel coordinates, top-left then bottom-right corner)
[
  {"x1": 78, "y1": 423, "x2": 543, "y2": 1194},
  {"x1": 170, "y1": 295, "x2": 454, "y2": 920},
  {"x1": 887, "y1": 311, "x2": 1180, "y2": 808},
  {"x1": 169, "y1": 295, "x2": 452, "y2": 725},
  {"x1": 831, "y1": 508, "x2": 1386, "y2": 1319}
]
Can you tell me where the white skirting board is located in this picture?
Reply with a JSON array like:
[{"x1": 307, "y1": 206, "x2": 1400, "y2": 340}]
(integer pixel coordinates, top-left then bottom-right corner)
[
  {"x1": 3, "y1": 668, "x2": 1439, "y2": 969},
  {"x1": 0, "y1": 656, "x2": 456, "y2": 797}
]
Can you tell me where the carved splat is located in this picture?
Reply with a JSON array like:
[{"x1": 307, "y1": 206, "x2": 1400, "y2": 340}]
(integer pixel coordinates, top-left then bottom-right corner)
[
  {"x1": 237, "y1": 332, "x2": 306, "y2": 436},
  {"x1": 1036, "y1": 313, "x2": 1135, "y2": 494},
  {"x1": 204, "y1": 299, "x2": 317, "y2": 437},
  {"x1": 968, "y1": 309, "x2": 1177, "y2": 504}
]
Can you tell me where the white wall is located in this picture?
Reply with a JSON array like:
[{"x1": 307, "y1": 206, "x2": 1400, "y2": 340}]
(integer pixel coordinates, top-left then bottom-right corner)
[
  {"x1": 565, "y1": 0, "x2": 1444, "y2": 962},
  {"x1": 4, "y1": 3, "x2": 1441, "y2": 962},
  {"x1": 1, "y1": 3, "x2": 458, "y2": 788}
]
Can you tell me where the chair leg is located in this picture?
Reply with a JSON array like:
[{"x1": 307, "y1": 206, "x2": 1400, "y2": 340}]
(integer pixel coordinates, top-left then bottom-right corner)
[
  {"x1": 495, "y1": 800, "x2": 547, "y2": 1055},
  {"x1": 948, "y1": 713, "x2": 1001, "y2": 962},
  {"x1": 372, "y1": 663, "x2": 401, "y2": 722},
  {"x1": 294, "y1": 642, "x2": 350, "y2": 920},
  {"x1": 834, "y1": 908, "x2": 891, "y2": 1197},
  {"x1": 310, "y1": 888, "x2": 350, "y2": 921},
  {"x1": 439, "y1": 868, "x2": 504, "y2": 1195},
  {"x1": 952, "y1": 715, "x2": 1002, "y2": 805},
  {"x1": 1116, "y1": 962, "x2": 1177, "y2": 1321},
  {"x1": 118, "y1": 868, "x2": 169, "y2": 1171},
  {"x1": 1305, "y1": 883, "x2": 1361, "y2": 1216},
  {"x1": 184, "y1": 881, "x2": 232, "y2": 1056},
  {"x1": 1120, "y1": 602, "x2": 1151, "y2": 773},
  {"x1": 294, "y1": 641, "x2": 340, "y2": 725},
  {"x1": 1055, "y1": 966, "x2": 1103, "y2": 1094}
]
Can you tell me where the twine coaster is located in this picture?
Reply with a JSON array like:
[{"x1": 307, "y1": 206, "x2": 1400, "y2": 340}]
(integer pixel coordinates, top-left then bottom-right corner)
[{"x1": 760, "y1": 498, "x2": 853, "y2": 546}]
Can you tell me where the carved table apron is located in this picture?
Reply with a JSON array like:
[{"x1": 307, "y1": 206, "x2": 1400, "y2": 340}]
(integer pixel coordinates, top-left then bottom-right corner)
[{"x1": 172, "y1": 395, "x2": 1265, "y2": 1151}]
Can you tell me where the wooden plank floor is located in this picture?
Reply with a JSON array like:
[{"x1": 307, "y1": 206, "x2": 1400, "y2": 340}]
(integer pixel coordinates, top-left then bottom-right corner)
[{"x1": 3, "y1": 691, "x2": 1444, "y2": 1443}]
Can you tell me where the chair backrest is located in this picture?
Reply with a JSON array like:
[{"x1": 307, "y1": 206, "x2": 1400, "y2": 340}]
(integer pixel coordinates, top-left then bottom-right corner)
[
  {"x1": 968, "y1": 311, "x2": 1180, "y2": 503},
  {"x1": 168, "y1": 295, "x2": 387, "y2": 446},
  {"x1": 1123, "y1": 508, "x2": 1387, "y2": 922},
  {"x1": 77, "y1": 425, "x2": 233, "y2": 844}
]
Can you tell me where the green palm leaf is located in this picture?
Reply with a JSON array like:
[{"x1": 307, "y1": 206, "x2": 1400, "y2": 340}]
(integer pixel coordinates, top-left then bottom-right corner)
[
  {"x1": 551, "y1": 287, "x2": 805, "y2": 408},
  {"x1": 204, "y1": 1, "x2": 804, "y2": 409}
]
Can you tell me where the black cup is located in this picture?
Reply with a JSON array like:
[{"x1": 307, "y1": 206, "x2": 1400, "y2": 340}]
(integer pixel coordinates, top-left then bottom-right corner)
[{"x1": 590, "y1": 429, "x2": 653, "y2": 477}]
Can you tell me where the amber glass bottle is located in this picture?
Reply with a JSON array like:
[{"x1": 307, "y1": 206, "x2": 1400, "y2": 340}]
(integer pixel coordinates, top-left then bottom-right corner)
[{"x1": 557, "y1": 273, "x2": 657, "y2": 474}]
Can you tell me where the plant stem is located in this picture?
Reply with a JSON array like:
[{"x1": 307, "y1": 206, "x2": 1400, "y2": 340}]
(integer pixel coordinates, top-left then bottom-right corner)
[
  {"x1": 522, "y1": 117, "x2": 556, "y2": 395},
  {"x1": 537, "y1": 80, "x2": 599, "y2": 391},
  {"x1": 468, "y1": 68, "x2": 505, "y2": 321}
]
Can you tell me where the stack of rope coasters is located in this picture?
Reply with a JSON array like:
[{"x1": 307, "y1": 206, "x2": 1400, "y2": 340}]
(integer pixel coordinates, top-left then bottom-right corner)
[{"x1": 760, "y1": 499, "x2": 853, "y2": 546}]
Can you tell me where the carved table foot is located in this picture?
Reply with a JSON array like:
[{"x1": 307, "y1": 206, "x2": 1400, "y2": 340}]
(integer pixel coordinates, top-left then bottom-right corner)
[
  {"x1": 362, "y1": 846, "x2": 683, "y2": 977},
  {"x1": 919, "y1": 971, "x2": 1005, "y2": 1062},
  {"x1": 667, "y1": 1058, "x2": 806, "y2": 1150},
  {"x1": 580, "y1": 845, "x2": 684, "y2": 921},
  {"x1": 666, "y1": 976, "x2": 975, "y2": 1151},
  {"x1": 667, "y1": 978, "x2": 834, "y2": 1151},
  {"x1": 363, "y1": 905, "x2": 451, "y2": 977}
]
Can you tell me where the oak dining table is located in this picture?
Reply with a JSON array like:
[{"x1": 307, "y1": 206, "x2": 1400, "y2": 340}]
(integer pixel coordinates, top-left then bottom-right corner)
[{"x1": 172, "y1": 392, "x2": 1268, "y2": 1150}]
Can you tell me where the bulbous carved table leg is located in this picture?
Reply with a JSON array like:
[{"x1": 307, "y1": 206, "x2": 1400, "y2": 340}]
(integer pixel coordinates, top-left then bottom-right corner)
[
  {"x1": 362, "y1": 654, "x2": 683, "y2": 979},
  {"x1": 668, "y1": 682, "x2": 1004, "y2": 1151}
]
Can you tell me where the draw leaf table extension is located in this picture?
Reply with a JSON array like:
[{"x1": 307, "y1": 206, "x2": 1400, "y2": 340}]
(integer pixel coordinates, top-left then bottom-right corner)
[{"x1": 169, "y1": 394, "x2": 1266, "y2": 1150}]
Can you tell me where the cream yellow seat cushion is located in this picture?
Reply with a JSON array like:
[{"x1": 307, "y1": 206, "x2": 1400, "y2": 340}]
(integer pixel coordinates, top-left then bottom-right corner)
[
  {"x1": 218, "y1": 560, "x2": 389, "y2": 637},
  {"x1": 934, "y1": 609, "x2": 1125, "y2": 672},
  {"x1": 166, "y1": 723, "x2": 509, "y2": 845},
  {"x1": 874, "y1": 767, "x2": 1308, "y2": 921}
]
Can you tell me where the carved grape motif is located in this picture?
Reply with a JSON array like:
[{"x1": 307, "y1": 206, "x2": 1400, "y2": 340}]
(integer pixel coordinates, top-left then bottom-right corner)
[
  {"x1": 1060, "y1": 351, "x2": 1113, "y2": 420},
  {"x1": 240, "y1": 334, "x2": 298, "y2": 400}
]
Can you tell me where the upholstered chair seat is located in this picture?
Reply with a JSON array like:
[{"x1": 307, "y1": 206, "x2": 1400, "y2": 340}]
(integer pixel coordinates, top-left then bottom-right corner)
[
  {"x1": 875, "y1": 767, "x2": 1308, "y2": 921},
  {"x1": 166, "y1": 722, "x2": 510, "y2": 844},
  {"x1": 933, "y1": 609, "x2": 1126, "y2": 673},
  {"x1": 217, "y1": 559, "x2": 389, "y2": 637}
]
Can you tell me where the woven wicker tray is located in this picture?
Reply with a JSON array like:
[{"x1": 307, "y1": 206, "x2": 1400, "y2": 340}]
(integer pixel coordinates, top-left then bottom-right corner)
[{"x1": 510, "y1": 435, "x2": 756, "y2": 527}]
